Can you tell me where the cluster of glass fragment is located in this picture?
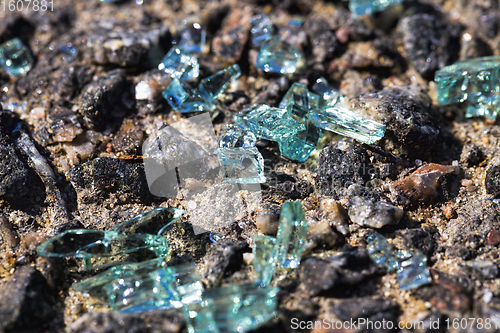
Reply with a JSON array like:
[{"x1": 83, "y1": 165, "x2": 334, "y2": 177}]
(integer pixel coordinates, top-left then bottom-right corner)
[
  {"x1": 366, "y1": 232, "x2": 432, "y2": 290},
  {"x1": 349, "y1": 0, "x2": 403, "y2": 17},
  {"x1": 250, "y1": 14, "x2": 302, "y2": 74},
  {"x1": 0, "y1": 38, "x2": 34, "y2": 76},
  {"x1": 435, "y1": 56, "x2": 500, "y2": 121},
  {"x1": 216, "y1": 125, "x2": 265, "y2": 183},
  {"x1": 252, "y1": 201, "x2": 309, "y2": 287},
  {"x1": 234, "y1": 79, "x2": 386, "y2": 162},
  {"x1": 37, "y1": 207, "x2": 278, "y2": 332}
]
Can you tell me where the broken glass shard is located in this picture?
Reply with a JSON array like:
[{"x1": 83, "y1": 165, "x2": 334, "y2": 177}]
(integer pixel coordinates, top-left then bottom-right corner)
[
  {"x1": 435, "y1": 56, "x2": 500, "y2": 105},
  {"x1": 186, "y1": 283, "x2": 278, "y2": 333},
  {"x1": 396, "y1": 251, "x2": 432, "y2": 290},
  {"x1": 234, "y1": 104, "x2": 304, "y2": 142},
  {"x1": 0, "y1": 38, "x2": 33, "y2": 76},
  {"x1": 279, "y1": 82, "x2": 319, "y2": 120},
  {"x1": 253, "y1": 235, "x2": 278, "y2": 287},
  {"x1": 162, "y1": 78, "x2": 215, "y2": 112},
  {"x1": 465, "y1": 98, "x2": 500, "y2": 120},
  {"x1": 250, "y1": 14, "x2": 273, "y2": 47},
  {"x1": 312, "y1": 77, "x2": 342, "y2": 106},
  {"x1": 215, "y1": 147, "x2": 265, "y2": 184},
  {"x1": 366, "y1": 232, "x2": 401, "y2": 272},
  {"x1": 111, "y1": 207, "x2": 185, "y2": 235},
  {"x1": 309, "y1": 105, "x2": 386, "y2": 144},
  {"x1": 219, "y1": 124, "x2": 256, "y2": 148},
  {"x1": 276, "y1": 201, "x2": 309, "y2": 269},
  {"x1": 198, "y1": 64, "x2": 242, "y2": 102},
  {"x1": 256, "y1": 37, "x2": 301, "y2": 74},
  {"x1": 36, "y1": 229, "x2": 170, "y2": 270},
  {"x1": 73, "y1": 258, "x2": 168, "y2": 296},
  {"x1": 349, "y1": 0, "x2": 403, "y2": 17},
  {"x1": 278, "y1": 133, "x2": 317, "y2": 162},
  {"x1": 178, "y1": 22, "x2": 208, "y2": 53},
  {"x1": 158, "y1": 47, "x2": 200, "y2": 81}
]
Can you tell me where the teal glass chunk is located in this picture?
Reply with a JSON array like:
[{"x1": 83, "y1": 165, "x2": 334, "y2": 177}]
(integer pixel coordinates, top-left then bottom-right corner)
[
  {"x1": 178, "y1": 22, "x2": 208, "y2": 53},
  {"x1": 250, "y1": 14, "x2": 273, "y2": 47},
  {"x1": 234, "y1": 104, "x2": 304, "y2": 141},
  {"x1": 0, "y1": 38, "x2": 33, "y2": 76},
  {"x1": 112, "y1": 207, "x2": 185, "y2": 235},
  {"x1": 188, "y1": 283, "x2": 278, "y2": 333},
  {"x1": 465, "y1": 97, "x2": 500, "y2": 120},
  {"x1": 256, "y1": 37, "x2": 301, "y2": 74},
  {"x1": 253, "y1": 235, "x2": 278, "y2": 287},
  {"x1": 216, "y1": 147, "x2": 265, "y2": 184},
  {"x1": 396, "y1": 251, "x2": 432, "y2": 290},
  {"x1": 278, "y1": 134, "x2": 316, "y2": 162},
  {"x1": 219, "y1": 124, "x2": 256, "y2": 148},
  {"x1": 366, "y1": 232, "x2": 401, "y2": 272},
  {"x1": 73, "y1": 258, "x2": 168, "y2": 296},
  {"x1": 158, "y1": 47, "x2": 200, "y2": 81},
  {"x1": 183, "y1": 302, "x2": 220, "y2": 333},
  {"x1": 309, "y1": 105, "x2": 386, "y2": 144},
  {"x1": 276, "y1": 201, "x2": 309, "y2": 269},
  {"x1": 349, "y1": 0, "x2": 403, "y2": 17},
  {"x1": 312, "y1": 77, "x2": 342, "y2": 106},
  {"x1": 279, "y1": 82, "x2": 319, "y2": 120},
  {"x1": 166, "y1": 263, "x2": 205, "y2": 307},
  {"x1": 435, "y1": 56, "x2": 500, "y2": 106},
  {"x1": 198, "y1": 64, "x2": 242, "y2": 102},
  {"x1": 37, "y1": 229, "x2": 170, "y2": 270},
  {"x1": 162, "y1": 78, "x2": 215, "y2": 113}
]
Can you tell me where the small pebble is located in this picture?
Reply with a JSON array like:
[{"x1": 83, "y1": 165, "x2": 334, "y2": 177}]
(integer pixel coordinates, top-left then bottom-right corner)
[
  {"x1": 487, "y1": 229, "x2": 500, "y2": 246},
  {"x1": 442, "y1": 205, "x2": 455, "y2": 219},
  {"x1": 255, "y1": 204, "x2": 280, "y2": 235}
]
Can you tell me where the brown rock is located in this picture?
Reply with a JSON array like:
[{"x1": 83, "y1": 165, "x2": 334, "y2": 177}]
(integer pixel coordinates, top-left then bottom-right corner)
[{"x1": 212, "y1": 7, "x2": 252, "y2": 64}]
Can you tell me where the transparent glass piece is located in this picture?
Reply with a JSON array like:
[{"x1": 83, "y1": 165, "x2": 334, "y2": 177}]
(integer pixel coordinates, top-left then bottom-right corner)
[
  {"x1": 309, "y1": 105, "x2": 386, "y2": 144},
  {"x1": 36, "y1": 230, "x2": 170, "y2": 270},
  {"x1": 278, "y1": 134, "x2": 316, "y2": 163},
  {"x1": 219, "y1": 124, "x2": 256, "y2": 148},
  {"x1": 158, "y1": 47, "x2": 200, "y2": 81},
  {"x1": 178, "y1": 22, "x2": 208, "y2": 53},
  {"x1": 234, "y1": 104, "x2": 304, "y2": 142},
  {"x1": 253, "y1": 235, "x2": 278, "y2": 287},
  {"x1": 366, "y1": 232, "x2": 400, "y2": 272},
  {"x1": 194, "y1": 283, "x2": 279, "y2": 333},
  {"x1": 198, "y1": 64, "x2": 241, "y2": 102},
  {"x1": 112, "y1": 207, "x2": 185, "y2": 235},
  {"x1": 59, "y1": 44, "x2": 78, "y2": 63},
  {"x1": 276, "y1": 201, "x2": 309, "y2": 269},
  {"x1": 73, "y1": 258, "x2": 168, "y2": 296},
  {"x1": 465, "y1": 95, "x2": 500, "y2": 121},
  {"x1": 256, "y1": 37, "x2": 301, "y2": 74},
  {"x1": 183, "y1": 302, "x2": 220, "y2": 333},
  {"x1": 312, "y1": 77, "x2": 342, "y2": 107},
  {"x1": 349, "y1": 0, "x2": 403, "y2": 16},
  {"x1": 162, "y1": 79, "x2": 215, "y2": 113},
  {"x1": 250, "y1": 14, "x2": 273, "y2": 47},
  {"x1": 434, "y1": 56, "x2": 500, "y2": 106},
  {"x1": 279, "y1": 82, "x2": 319, "y2": 120},
  {"x1": 215, "y1": 147, "x2": 266, "y2": 184},
  {"x1": 0, "y1": 38, "x2": 33, "y2": 76},
  {"x1": 396, "y1": 251, "x2": 432, "y2": 290}
]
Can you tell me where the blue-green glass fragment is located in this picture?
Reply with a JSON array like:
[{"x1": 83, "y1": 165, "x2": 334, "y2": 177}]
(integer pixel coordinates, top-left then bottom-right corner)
[
  {"x1": 253, "y1": 235, "x2": 278, "y2": 287},
  {"x1": 219, "y1": 124, "x2": 256, "y2": 148},
  {"x1": 435, "y1": 56, "x2": 500, "y2": 105},
  {"x1": 396, "y1": 251, "x2": 432, "y2": 291},
  {"x1": 276, "y1": 201, "x2": 309, "y2": 269},
  {"x1": 112, "y1": 207, "x2": 185, "y2": 235},
  {"x1": 0, "y1": 38, "x2": 33, "y2": 76},
  {"x1": 234, "y1": 104, "x2": 304, "y2": 142},
  {"x1": 250, "y1": 14, "x2": 273, "y2": 47},
  {"x1": 198, "y1": 64, "x2": 242, "y2": 102},
  {"x1": 366, "y1": 232, "x2": 431, "y2": 290},
  {"x1": 312, "y1": 77, "x2": 342, "y2": 107},
  {"x1": 36, "y1": 229, "x2": 170, "y2": 270},
  {"x1": 349, "y1": 0, "x2": 403, "y2": 16},
  {"x1": 162, "y1": 78, "x2": 215, "y2": 113},
  {"x1": 185, "y1": 283, "x2": 278, "y2": 333},
  {"x1": 279, "y1": 82, "x2": 320, "y2": 120},
  {"x1": 73, "y1": 258, "x2": 168, "y2": 296},
  {"x1": 256, "y1": 37, "x2": 301, "y2": 74},
  {"x1": 178, "y1": 22, "x2": 207, "y2": 53},
  {"x1": 216, "y1": 125, "x2": 265, "y2": 184},
  {"x1": 309, "y1": 105, "x2": 386, "y2": 144},
  {"x1": 278, "y1": 133, "x2": 317, "y2": 163},
  {"x1": 158, "y1": 47, "x2": 200, "y2": 81},
  {"x1": 216, "y1": 147, "x2": 265, "y2": 184},
  {"x1": 465, "y1": 98, "x2": 500, "y2": 121}
]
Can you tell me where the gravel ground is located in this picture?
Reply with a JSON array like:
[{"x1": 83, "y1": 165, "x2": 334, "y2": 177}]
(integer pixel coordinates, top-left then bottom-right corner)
[{"x1": 1, "y1": 0, "x2": 500, "y2": 332}]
